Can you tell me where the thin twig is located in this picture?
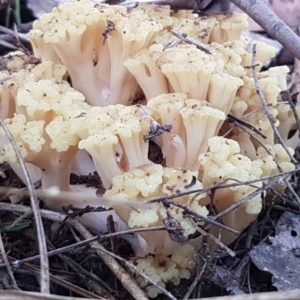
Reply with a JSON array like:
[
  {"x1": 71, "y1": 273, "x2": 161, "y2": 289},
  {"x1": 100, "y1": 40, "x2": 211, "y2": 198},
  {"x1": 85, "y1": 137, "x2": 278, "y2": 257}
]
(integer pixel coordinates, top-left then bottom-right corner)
[
  {"x1": 3, "y1": 225, "x2": 173, "y2": 268},
  {"x1": 222, "y1": 105, "x2": 272, "y2": 137},
  {"x1": 228, "y1": 117, "x2": 274, "y2": 159},
  {"x1": 0, "y1": 187, "x2": 151, "y2": 209},
  {"x1": 163, "y1": 38, "x2": 181, "y2": 51},
  {"x1": 252, "y1": 43, "x2": 297, "y2": 164},
  {"x1": 230, "y1": 115, "x2": 298, "y2": 202},
  {"x1": 137, "y1": 104, "x2": 172, "y2": 141},
  {"x1": 0, "y1": 119, "x2": 50, "y2": 293},
  {"x1": 197, "y1": 226, "x2": 236, "y2": 257},
  {"x1": 147, "y1": 168, "x2": 299, "y2": 204},
  {"x1": 0, "y1": 231, "x2": 19, "y2": 290},
  {"x1": 46, "y1": 238, "x2": 115, "y2": 299},
  {"x1": 162, "y1": 211, "x2": 188, "y2": 243},
  {"x1": 234, "y1": 255, "x2": 251, "y2": 289},
  {"x1": 215, "y1": 174, "x2": 291, "y2": 221},
  {"x1": 91, "y1": 246, "x2": 176, "y2": 300},
  {"x1": 251, "y1": 44, "x2": 300, "y2": 204},
  {"x1": 171, "y1": 28, "x2": 215, "y2": 54},
  {"x1": 12, "y1": 24, "x2": 32, "y2": 55},
  {"x1": 21, "y1": 264, "x2": 106, "y2": 300},
  {"x1": 257, "y1": 195, "x2": 276, "y2": 242},
  {"x1": 74, "y1": 227, "x2": 150, "y2": 300},
  {"x1": 227, "y1": 114, "x2": 267, "y2": 139},
  {"x1": 107, "y1": 215, "x2": 119, "y2": 257},
  {"x1": 164, "y1": 200, "x2": 239, "y2": 235},
  {"x1": 245, "y1": 218, "x2": 257, "y2": 249},
  {"x1": 0, "y1": 168, "x2": 299, "y2": 210},
  {"x1": 246, "y1": 262, "x2": 252, "y2": 294},
  {"x1": 183, "y1": 258, "x2": 207, "y2": 299},
  {"x1": 271, "y1": 188, "x2": 300, "y2": 211}
]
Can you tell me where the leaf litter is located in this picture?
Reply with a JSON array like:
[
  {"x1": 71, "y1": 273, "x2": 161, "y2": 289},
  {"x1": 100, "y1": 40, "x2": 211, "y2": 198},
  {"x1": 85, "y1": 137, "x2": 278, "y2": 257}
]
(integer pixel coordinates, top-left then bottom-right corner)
[{"x1": 250, "y1": 211, "x2": 300, "y2": 291}]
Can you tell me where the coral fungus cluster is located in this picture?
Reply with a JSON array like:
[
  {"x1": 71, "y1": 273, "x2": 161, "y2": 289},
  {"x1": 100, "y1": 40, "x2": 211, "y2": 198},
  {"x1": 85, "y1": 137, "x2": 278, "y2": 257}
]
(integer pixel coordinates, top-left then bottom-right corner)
[{"x1": 0, "y1": 0, "x2": 297, "y2": 296}]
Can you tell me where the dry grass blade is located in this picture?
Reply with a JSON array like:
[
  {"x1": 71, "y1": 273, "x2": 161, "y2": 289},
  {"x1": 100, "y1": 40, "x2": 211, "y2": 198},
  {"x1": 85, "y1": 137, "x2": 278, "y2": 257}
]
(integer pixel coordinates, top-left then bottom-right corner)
[{"x1": 0, "y1": 119, "x2": 50, "y2": 293}]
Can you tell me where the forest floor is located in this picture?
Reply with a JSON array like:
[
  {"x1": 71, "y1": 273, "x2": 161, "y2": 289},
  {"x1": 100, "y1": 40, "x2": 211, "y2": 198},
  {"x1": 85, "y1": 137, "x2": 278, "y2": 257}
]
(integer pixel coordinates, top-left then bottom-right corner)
[{"x1": 1, "y1": 1, "x2": 300, "y2": 300}]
